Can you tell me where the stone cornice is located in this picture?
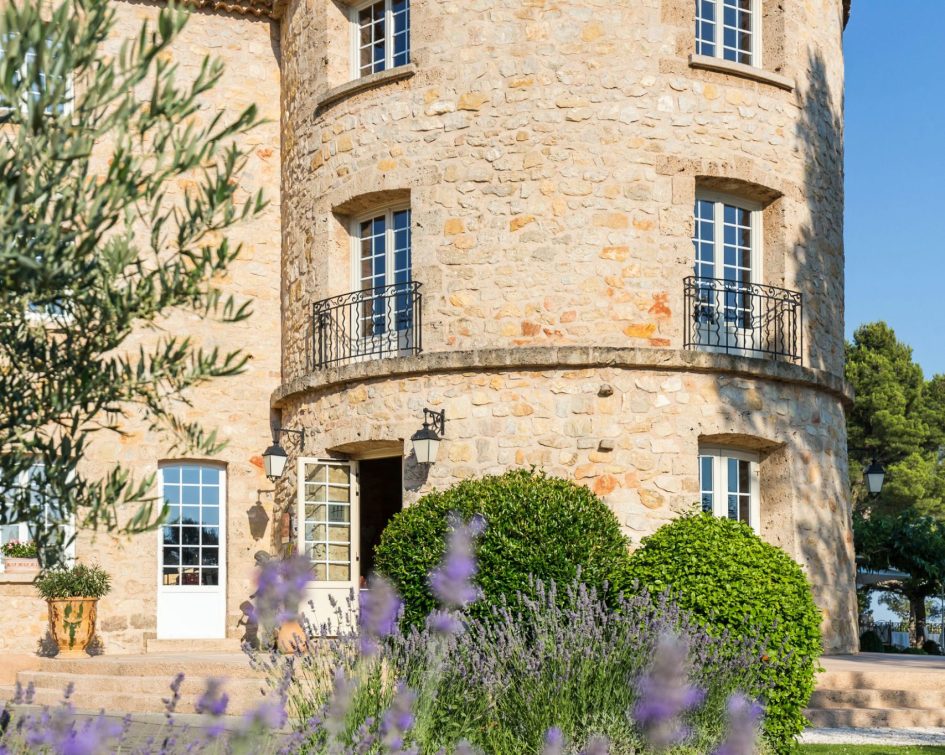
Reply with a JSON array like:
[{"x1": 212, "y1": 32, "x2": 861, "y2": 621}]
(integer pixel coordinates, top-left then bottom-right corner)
[{"x1": 273, "y1": 346, "x2": 854, "y2": 408}]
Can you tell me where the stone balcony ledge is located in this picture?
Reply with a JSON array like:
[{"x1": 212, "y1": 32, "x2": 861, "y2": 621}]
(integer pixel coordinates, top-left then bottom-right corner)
[{"x1": 272, "y1": 346, "x2": 853, "y2": 408}]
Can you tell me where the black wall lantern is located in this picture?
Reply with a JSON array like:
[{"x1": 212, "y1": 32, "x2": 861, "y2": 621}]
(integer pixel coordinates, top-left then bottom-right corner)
[
  {"x1": 864, "y1": 459, "x2": 886, "y2": 497},
  {"x1": 263, "y1": 427, "x2": 305, "y2": 482},
  {"x1": 411, "y1": 409, "x2": 446, "y2": 465}
]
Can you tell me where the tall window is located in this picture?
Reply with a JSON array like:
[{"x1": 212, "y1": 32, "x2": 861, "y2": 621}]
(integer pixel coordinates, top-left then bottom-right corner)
[
  {"x1": 695, "y1": 0, "x2": 759, "y2": 67},
  {"x1": 699, "y1": 448, "x2": 759, "y2": 532},
  {"x1": 352, "y1": 0, "x2": 410, "y2": 79},
  {"x1": 0, "y1": 34, "x2": 70, "y2": 115},
  {"x1": 160, "y1": 463, "x2": 223, "y2": 587},
  {"x1": 692, "y1": 193, "x2": 760, "y2": 329},
  {"x1": 0, "y1": 464, "x2": 74, "y2": 568},
  {"x1": 354, "y1": 206, "x2": 412, "y2": 337}
]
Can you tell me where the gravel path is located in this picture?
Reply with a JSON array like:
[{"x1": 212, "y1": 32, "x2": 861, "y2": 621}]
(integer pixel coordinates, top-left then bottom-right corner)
[{"x1": 802, "y1": 727, "x2": 945, "y2": 746}]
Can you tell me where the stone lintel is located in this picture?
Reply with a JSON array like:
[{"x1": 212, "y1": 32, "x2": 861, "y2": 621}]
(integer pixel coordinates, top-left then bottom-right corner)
[
  {"x1": 688, "y1": 54, "x2": 795, "y2": 92},
  {"x1": 273, "y1": 347, "x2": 853, "y2": 408}
]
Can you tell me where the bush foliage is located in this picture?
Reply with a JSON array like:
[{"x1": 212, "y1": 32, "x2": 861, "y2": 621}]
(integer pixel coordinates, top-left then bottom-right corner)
[
  {"x1": 374, "y1": 469, "x2": 631, "y2": 626},
  {"x1": 859, "y1": 630, "x2": 884, "y2": 653},
  {"x1": 612, "y1": 513, "x2": 821, "y2": 752},
  {"x1": 36, "y1": 563, "x2": 111, "y2": 600}
]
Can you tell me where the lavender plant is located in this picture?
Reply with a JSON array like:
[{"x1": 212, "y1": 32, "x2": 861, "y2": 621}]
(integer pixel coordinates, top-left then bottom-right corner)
[{"x1": 251, "y1": 536, "x2": 771, "y2": 754}]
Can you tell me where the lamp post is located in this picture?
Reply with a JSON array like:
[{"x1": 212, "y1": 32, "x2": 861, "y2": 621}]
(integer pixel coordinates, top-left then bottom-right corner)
[
  {"x1": 848, "y1": 449, "x2": 886, "y2": 498},
  {"x1": 262, "y1": 427, "x2": 305, "y2": 482},
  {"x1": 411, "y1": 409, "x2": 446, "y2": 465}
]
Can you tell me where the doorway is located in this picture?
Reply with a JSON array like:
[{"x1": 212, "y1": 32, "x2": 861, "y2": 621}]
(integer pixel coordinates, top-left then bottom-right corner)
[{"x1": 358, "y1": 456, "x2": 403, "y2": 585}]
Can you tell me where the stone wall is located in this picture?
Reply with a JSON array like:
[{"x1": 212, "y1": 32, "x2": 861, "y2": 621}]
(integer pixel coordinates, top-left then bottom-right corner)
[
  {"x1": 0, "y1": 1, "x2": 282, "y2": 654},
  {"x1": 275, "y1": 349, "x2": 858, "y2": 653},
  {"x1": 279, "y1": 0, "x2": 847, "y2": 380}
]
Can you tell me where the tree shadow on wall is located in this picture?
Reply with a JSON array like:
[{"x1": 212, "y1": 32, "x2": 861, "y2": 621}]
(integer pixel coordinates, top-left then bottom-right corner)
[{"x1": 791, "y1": 49, "x2": 856, "y2": 650}]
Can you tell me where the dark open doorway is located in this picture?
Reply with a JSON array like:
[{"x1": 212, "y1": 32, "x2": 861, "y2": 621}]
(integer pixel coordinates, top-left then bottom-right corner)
[{"x1": 359, "y1": 456, "x2": 403, "y2": 585}]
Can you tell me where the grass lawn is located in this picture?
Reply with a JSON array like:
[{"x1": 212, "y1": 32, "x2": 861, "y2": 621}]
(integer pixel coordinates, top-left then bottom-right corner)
[{"x1": 800, "y1": 747, "x2": 945, "y2": 754}]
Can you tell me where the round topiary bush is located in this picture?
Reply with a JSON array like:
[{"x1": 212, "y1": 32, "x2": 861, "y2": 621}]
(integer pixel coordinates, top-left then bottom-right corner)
[
  {"x1": 374, "y1": 469, "x2": 631, "y2": 627},
  {"x1": 859, "y1": 630, "x2": 884, "y2": 653},
  {"x1": 611, "y1": 513, "x2": 821, "y2": 753}
]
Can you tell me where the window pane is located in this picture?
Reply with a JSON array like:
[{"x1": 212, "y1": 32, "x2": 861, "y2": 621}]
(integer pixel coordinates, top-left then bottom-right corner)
[
  {"x1": 392, "y1": 0, "x2": 410, "y2": 66},
  {"x1": 201, "y1": 569, "x2": 219, "y2": 586},
  {"x1": 699, "y1": 456, "x2": 714, "y2": 513}
]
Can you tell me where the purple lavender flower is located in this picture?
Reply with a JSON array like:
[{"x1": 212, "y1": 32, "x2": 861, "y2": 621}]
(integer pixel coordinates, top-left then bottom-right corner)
[
  {"x1": 633, "y1": 633, "x2": 705, "y2": 750},
  {"x1": 713, "y1": 693, "x2": 764, "y2": 755},
  {"x1": 542, "y1": 726, "x2": 565, "y2": 755},
  {"x1": 429, "y1": 514, "x2": 485, "y2": 611},
  {"x1": 250, "y1": 555, "x2": 313, "y2": 628},
  {"x1": 359, "y1": 576, "x2": 403, "y2": 656},
  {"x1": 380, "y1": 682, "x2": 417, "y2": 752},
  {"x1": 195, "y1": 677, "x2": 229, "y2": 717}
]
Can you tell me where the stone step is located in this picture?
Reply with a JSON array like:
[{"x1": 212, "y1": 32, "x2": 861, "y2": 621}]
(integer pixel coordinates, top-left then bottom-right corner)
[
  {"x1": 33, "y1": 654, "x2": 262, "y2": 679},
  {"x1": 18, "y1": 670, "x2": 268, "y2": 699},
  {"x1": 0, "y1": 683, "x2": 266, "y2": 716},
  {"x1": 810, "y1": 687, "x2": 945, "y2": 710},
  {"x1": 146, "y1": 638, "x2": 243, "y2": 654},
  {"x1": 805, "y1": 707, "x2": 945, "y2": 729},
  {"x1": 817, "y1": 670, "x2": 945, "y2": 692}
]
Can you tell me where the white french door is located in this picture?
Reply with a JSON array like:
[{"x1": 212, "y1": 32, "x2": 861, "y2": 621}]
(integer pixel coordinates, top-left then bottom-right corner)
[
  {"x1": 350, "y1": 207, "x2": 414, "y2": 359},
  {"x1": 298, "y1": 458, "x2": 360, "y2": 632},
  {"x1": 692, "y1": 192, "x2": 763, "y2": 355},
  {"x1": 156, "y1": 463, "x2": 227, "y2": 639}
]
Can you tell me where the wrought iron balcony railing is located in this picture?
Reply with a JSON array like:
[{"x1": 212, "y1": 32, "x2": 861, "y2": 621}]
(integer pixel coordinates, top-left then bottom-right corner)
[
  {"x1": 683, "y1": 276, "x2": 802, "y2": 363},
  {"x1": 312, "y1": 281, "x2": 422, "y2": 369}
]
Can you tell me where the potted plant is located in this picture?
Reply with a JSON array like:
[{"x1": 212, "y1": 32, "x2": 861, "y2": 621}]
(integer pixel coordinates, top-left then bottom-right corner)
[
  {"x1": 35, "y1": 564, "x2": 111, "y2": 658},
  {"x1": 1, "y1": 541, "x2": 40, "y2": 573}
]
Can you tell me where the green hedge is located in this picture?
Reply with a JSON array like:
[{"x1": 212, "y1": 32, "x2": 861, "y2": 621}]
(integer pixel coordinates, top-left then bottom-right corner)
[
  {"x1": 612, "y1": 513, "x2": 822, "y2": 753},
  {"x1": 859, "y1": 630, "x2": 884, "y2": 653},
  {"x1": 374, "y1": 469, "x2": 632, "y2": 627}
]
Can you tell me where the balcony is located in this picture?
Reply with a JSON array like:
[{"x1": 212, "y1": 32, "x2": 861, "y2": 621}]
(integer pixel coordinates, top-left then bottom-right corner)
[
  {"x1": 312, "y1": 281, "x2": 422, "y2": 369},
  {"x1": 683, "y1": 276, "x2": 802, "y2": 363}
]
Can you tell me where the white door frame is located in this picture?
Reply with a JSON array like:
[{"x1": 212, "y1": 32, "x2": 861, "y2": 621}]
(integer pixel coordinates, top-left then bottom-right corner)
[
  {"x1": 155, "y1": 462, "x2": 227, "y2": 640},
  {"x1": 297, "y1": 457, "x2": 360, "y2": 633}
]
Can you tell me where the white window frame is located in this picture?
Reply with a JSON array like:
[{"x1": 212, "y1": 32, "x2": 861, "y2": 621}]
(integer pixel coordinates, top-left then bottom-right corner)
[
  {"x1": 0, "y1": 33, "x2": 74, "y2": 116},
  {"x1": 695, "y1": 0, "x2": 763, "y2": 68},
  {"x1": 699, "y1": 446, "x2": 761, "y2": 533},
  {"x1": 349, "y1": 203, "x2": 412, "y2": 293},
  {"x1": 297, "y1": 458, "x2": 359, "y2": 586},
  {"x1": 0, "y1": 464, "x2": 75, "y2": 571},
  {"x1": 348, "y1": 0, "x2": 410, "y2": 80},
  {"x1": 694, "y1": 190, "x2": 763, "y2": 284}
]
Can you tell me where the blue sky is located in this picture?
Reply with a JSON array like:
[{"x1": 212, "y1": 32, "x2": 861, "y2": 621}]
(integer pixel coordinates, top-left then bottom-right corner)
[{"x1": 844, "y1": 1, "x2": 945, "y2": 379}]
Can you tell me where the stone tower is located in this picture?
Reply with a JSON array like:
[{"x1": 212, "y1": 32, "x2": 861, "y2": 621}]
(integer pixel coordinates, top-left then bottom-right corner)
[{"x1": 269, "y1": 0, "x2": 855, "y2": 651}]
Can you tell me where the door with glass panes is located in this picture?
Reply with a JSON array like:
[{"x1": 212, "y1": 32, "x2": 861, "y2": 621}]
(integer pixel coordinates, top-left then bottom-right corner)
[
  {"x1": 298, "y1": 459, "x2": 359, "y2": 631},
  {"x1": 156, "y1": 463, "x2": 226, "y2": 639}
]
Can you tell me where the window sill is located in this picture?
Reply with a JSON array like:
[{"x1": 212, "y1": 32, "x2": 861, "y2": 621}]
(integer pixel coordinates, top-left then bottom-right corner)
[
  {"x1": 688, "y1": 54, "x2": 794, "y2": 92},
  {"x1": 316, "y1": 64, "x2": 417, "y2": 114}
]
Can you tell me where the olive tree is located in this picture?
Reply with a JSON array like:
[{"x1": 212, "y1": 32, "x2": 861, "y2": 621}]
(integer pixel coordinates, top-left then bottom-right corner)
[{"x1": 0, "y1": 0, "x2": 264, "y2": 565}]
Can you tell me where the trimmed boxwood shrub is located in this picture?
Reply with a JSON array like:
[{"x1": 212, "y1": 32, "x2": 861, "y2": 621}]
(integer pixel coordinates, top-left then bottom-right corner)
[
  {"x1": 611, "y1": 513, "x2": 821, "y2": 753},
  {"x1": 859, "y1": 630, "x2": 884, "y2": 653},
  {"x1": 374, "y1": 469, "x2": 631, "y2": 627}
]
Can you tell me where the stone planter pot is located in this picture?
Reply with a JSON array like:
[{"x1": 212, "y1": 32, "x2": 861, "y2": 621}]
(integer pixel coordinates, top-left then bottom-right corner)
[
  {"x1": 4, "y1": 557, "x2": 39, "y2": 573},
  {"x1": 276, "y1": 618, "x2": 308, "y2": 654},
  {"x1": 48, "y1": 598, "x2": 98, "y2": 658}
]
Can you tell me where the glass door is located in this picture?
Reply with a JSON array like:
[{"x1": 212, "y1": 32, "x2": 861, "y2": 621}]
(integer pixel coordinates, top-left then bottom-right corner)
[
  {"x1": 156, "y1": 463, "x2": 226, "y2": 639},
  {"x1": 298, "y1": 459, "x2": 359, "y2": 633}
]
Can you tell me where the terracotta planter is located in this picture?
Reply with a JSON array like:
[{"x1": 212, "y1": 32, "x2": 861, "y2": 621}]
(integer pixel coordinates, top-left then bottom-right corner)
[
  {"x1": 276, "y1": 618, "x2": 308, "y2": 654},
  {"x1": 48, "y1": 598, "x2": 98, "y2": 658},
  {"x1": 4, "y1": 557, "x2": 39, "y2": 573}
]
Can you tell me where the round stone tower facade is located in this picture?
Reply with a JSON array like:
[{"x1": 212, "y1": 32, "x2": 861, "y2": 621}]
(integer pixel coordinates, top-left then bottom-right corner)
[{"x1": 274, "y1": 0, "x2": 856, "y2": 652}]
